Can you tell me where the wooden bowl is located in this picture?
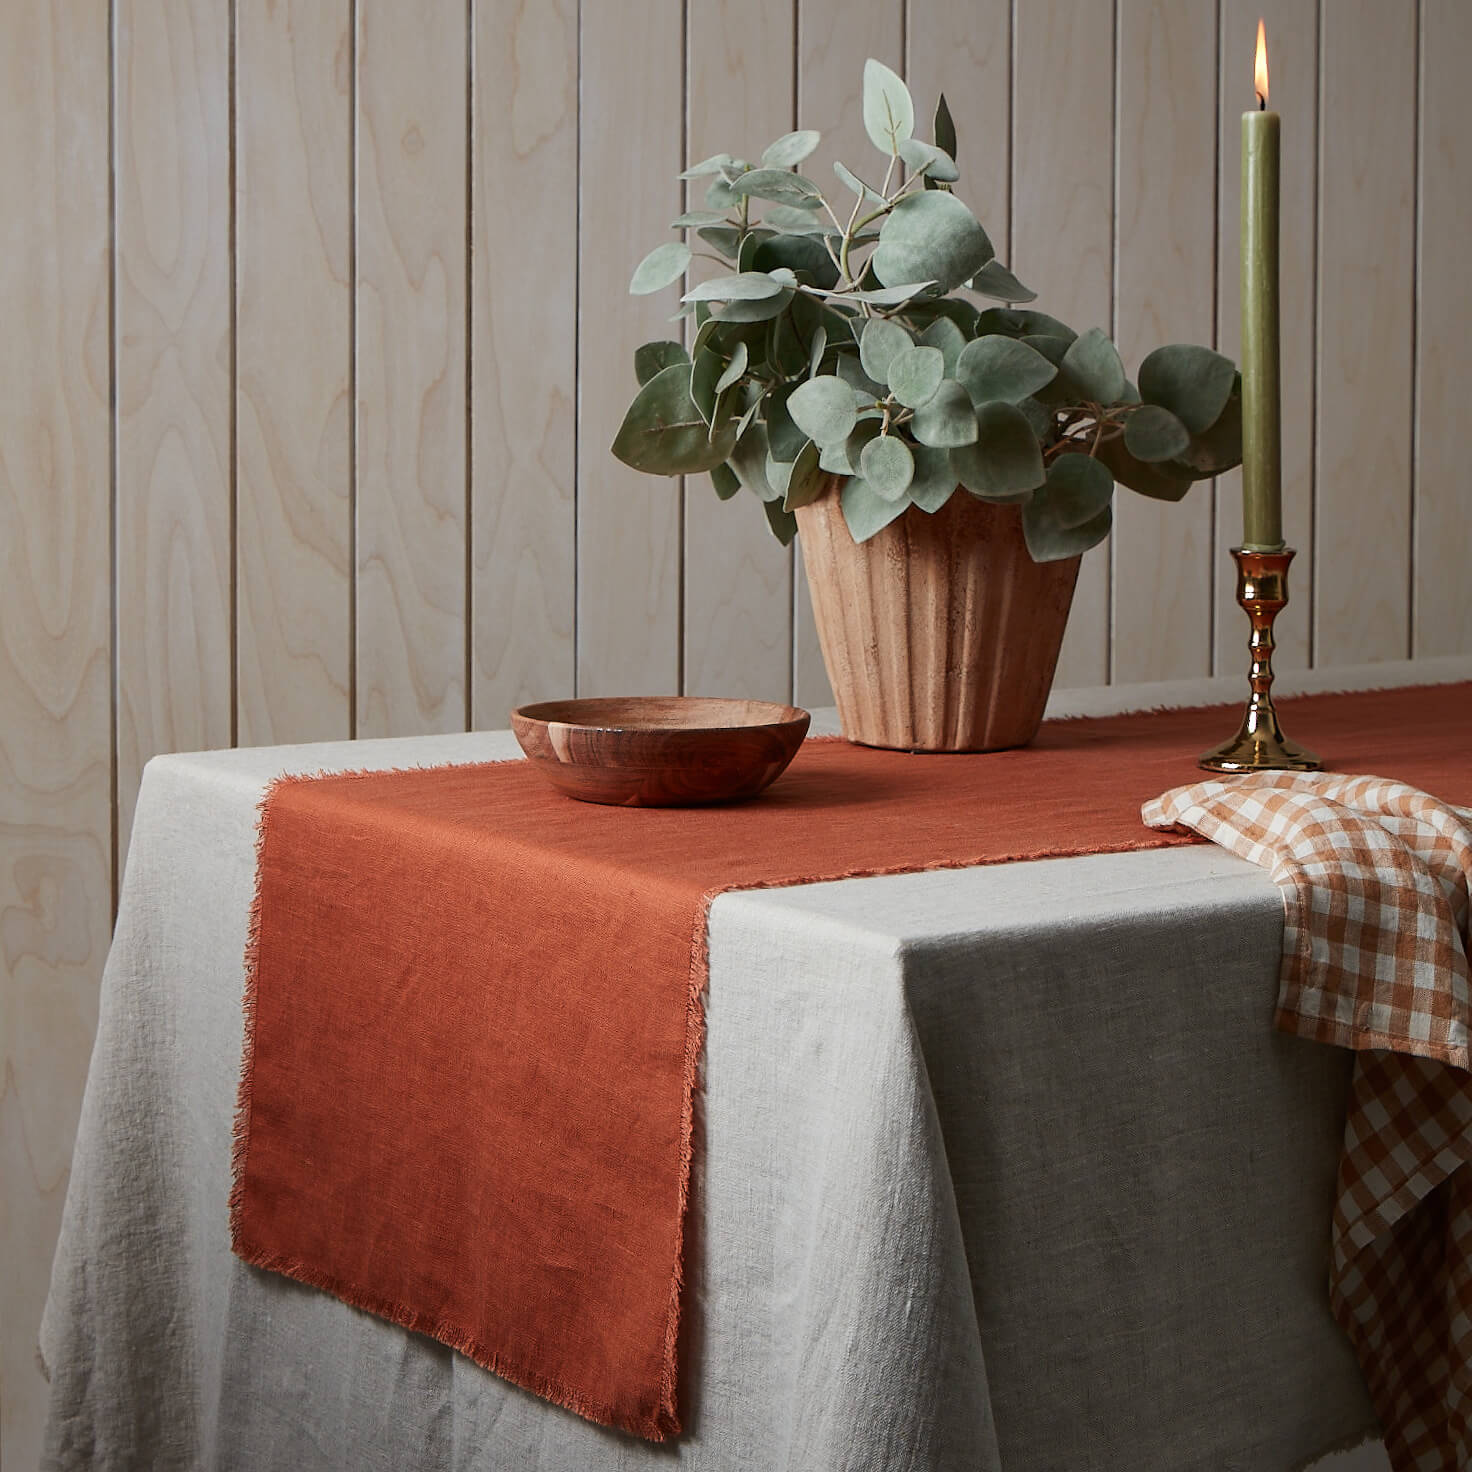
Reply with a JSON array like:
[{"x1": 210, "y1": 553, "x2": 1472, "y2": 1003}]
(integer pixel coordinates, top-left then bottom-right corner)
[{"x1": 509, "y1": 696, "x2": 811, "y2": 807}]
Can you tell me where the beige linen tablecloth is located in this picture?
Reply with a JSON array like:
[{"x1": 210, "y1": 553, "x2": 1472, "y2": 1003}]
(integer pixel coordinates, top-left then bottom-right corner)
[{"x1": 41, "y1": 729, "x2": 1377, "y2": 1471}]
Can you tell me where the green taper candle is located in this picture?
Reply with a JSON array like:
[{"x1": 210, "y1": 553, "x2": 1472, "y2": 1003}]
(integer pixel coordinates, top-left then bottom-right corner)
[{"x1": 1241, "y1": 21, "x2": 1283, "y2": 551}]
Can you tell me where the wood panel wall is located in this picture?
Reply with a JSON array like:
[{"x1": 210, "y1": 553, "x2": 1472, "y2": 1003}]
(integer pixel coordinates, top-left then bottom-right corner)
[{"x1": 3, "y1": 1, "x2": 1467, "y2": 1459}]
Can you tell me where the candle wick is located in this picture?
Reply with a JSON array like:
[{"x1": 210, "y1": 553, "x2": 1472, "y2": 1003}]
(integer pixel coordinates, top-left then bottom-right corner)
[{"x1": 1257, "y1": 93, "x2": 1266, "y2": 110}]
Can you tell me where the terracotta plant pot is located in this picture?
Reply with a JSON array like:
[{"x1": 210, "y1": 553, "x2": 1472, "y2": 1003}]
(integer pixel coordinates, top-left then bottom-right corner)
[{"x1": 794, "y1": 485, "x2": 1082, "y2": 752}]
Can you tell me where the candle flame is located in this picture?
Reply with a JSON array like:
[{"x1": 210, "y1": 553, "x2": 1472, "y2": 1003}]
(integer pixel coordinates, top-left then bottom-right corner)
[{"x1": 1254, "y1": 19, "x2": 1269, "y2": 107}]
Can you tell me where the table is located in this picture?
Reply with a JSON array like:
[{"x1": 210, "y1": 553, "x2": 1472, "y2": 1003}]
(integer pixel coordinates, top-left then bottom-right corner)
[{"x1": 39, "y1": 724, "x2": 1379, "y2": 1470}]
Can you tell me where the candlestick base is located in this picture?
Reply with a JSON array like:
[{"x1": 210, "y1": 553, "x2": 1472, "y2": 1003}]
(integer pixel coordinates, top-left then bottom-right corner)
[{"x1": 1198, "y1": 546, "x2": 1321, "y2": 774}]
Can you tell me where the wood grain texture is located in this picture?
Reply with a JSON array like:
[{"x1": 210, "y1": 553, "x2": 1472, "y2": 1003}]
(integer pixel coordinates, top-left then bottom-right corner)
[
  {"x1": 510, "y1": 696, "x2": 808, "y2": 807},
  {"x1": 1413, "y1": 1, "x2": 1472, "y2": 659},
  {"x1": 236, "y1": 0, "x2": 353, "y2": 747},
  {"x1": 795, "y1": 491, "x2": 1080, "y2": 751},
  {"x1": 906, "y1": 0, "x2": 1011, "y2": 256},
  {"x1": 355, "y1": 0, "x2": 467, "y2": 737},
  {"x1": 1214, "y1": 0, "x2": 1316, "y2": 677},
  {"x1": 1313, "y1": 0, "x2": 1416, "y2": 667},
  {"x1": 576, "y1": 1, "x2": 684, "y2": 697},
  {"x1": 1012, "y1": 0, "x2": 1116, "y2": 689},
  {"x1": 1111, "y1": 0, "x2": 1219, "y2": 683},
  {"x1": 471, "y1": 0, "x2": 578, "y2": 726},
  {"x1": 0, "y1": 4, "x2": 112, "y2": 1464},
  {"x1": 682, "y1": 0, "x2": 796, "y2": 703},
  {"x1": 114, "y1": 0, "x2": 233, "y2": 855},
  {"x1": 791, "y1": 0, "x2": 903, "y2": 709}
]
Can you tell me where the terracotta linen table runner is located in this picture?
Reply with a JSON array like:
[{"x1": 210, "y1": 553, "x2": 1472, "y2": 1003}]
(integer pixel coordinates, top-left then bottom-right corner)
[
  {"x1": 1145, "y1": 771, "x2": 1472, "y2": 1471},
  {"x1": 232, "y1": 681, "x2": 1472, "y2": 1441}
]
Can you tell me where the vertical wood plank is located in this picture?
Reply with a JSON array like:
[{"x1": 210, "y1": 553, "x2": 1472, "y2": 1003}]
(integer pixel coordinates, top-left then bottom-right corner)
[
  {"x1": 236, "y1": 0, "x2": 353, "y2": 747},
  {"x1": 115, "y1": 0, "x2": 233, "y2": 851},
  {"x1": 576, "y1": 1, "x2": 684, "y2": 697},
  {"x1": 0, "y1": 3, "x2": 111, "y2": 1463},
  {"x1": 471, "y1": 0, "x2": 578, "y2": 723},
  {"x1": 1012, "y1": 0, "x2": 1116, "y2": 689},
  {"x1": 906, "y1": 0, "x2": 1011, "y2": 254},
  {"x1": 1314, "y1": 1, "x2": 1415, "y2": 667},
  {"x1": 356, "y1": 0, "x2": 467, "y2": 737},
  {"x1": 1413, "y1": 1, "x2": 1472, "y2": 658},
  {"x1": 793, "y1": 0, "x2": 903, "y2": 708},
  {"x1": 1111, "y1": 0, "x2": 1219, "y2": 684},
  {"x1": 1214, "y1": 0, "x2": 1317, "y2": 676},
  {"x1": 682, "y1": 0, "x2": 796, "y2": 702}
]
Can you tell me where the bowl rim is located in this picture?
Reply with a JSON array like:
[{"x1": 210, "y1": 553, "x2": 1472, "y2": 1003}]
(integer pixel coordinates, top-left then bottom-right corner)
[{"x1": 510, "y1": 695, "x2": 811, "y2": 736}]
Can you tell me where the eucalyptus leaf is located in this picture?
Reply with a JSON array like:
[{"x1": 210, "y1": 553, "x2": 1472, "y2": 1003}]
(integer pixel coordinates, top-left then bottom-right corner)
[
  {"x1": 872, "y1": 190, "x2": 994, "y2": 293},
  {"x1": 1138, "y1": 344, "x2": 1238, "y2": 433},
  {"x1": 842, "y1": 476, "x2": 910, "y2": 542},
  {"x1": 1123, "y1": 403, "x2": 1190, "y2": 463},
  {"x1": 1061, "y1": 327, "x2": 1127, "y2": 405},
  {"x1": 730, "y1": 422, "x2": 778, "y2": 501},
  {"x1": 1170, "y1": 383, "x2": 1243, "y2": 477},
  {"x1": 761, "y1": 129, "x2": 821, "y2": 169},
  {"x1": 808, "y1": 324, "x2": 828, "y2": 378},
  {"x1": 887, "y1": 345, "x2": 945, "y2": 409},
  {"x1": 690, "y1": 349, "x2": 727, "y2": 431},
  {"x1": 911, "y1": 379, "x2": 977, "y2": 447},
  {"x1": 766, "y1": 382, "x2": 808, "y2": 461},
  {"x1": 907, "y1": 445, "x2": 957, "y2": 512},
  {"x1": 1016, "y1": 395, "x2": 1055, "y2": 442},
  {"x1": 862, "y1": 57, "x2": 915, "y2": 155},
  {"x1": 714, "y1": 340, "x2": 749, "y2": 395},
  {"x1": 690, "y1": 315, "x2": 721, "y2": 359},
  {"x1": 917, "y1": 317, "x2": 966, "y2": 375},
  {"x1": 833, "y1": 160, "x2": 886, "y2": 204},
  {"x1": 630, "y1": 241, "x2": 691, "y2": 295},
  {"x1": 788, "y1": 374, "x2": 859, "y2": 448},
  {"x1": 859, "y1": 317, "x2": 913, "y2": 385},
  {"x1": 752, "y1": 233, "x2": 839, "y2": 290},
  {"x1": 697, "y1": 225, "x2": 742, "y2": 259},
  {"x1": 955, "y1": 335, "x2": 1058, "y2": 405},
  {"x1": 836, "y1": 352, "x2": 887, "y2": 403},
  {"x1": 843, "y1": 282, "x2": 938, "y2": 306},
  {"x1": 1020, "y1": 334, "x2": 1073, "y2": 366},
  {"x1": 764, "y1": 205, "x2": 840, "y2": 235},
  {"x1": 1036, "y1": 452, "x2": 1114, "y2": 529},
  {"x1": 819, "y1": 416, "x2": 883, "y2": 474},
  {"x1": 860, "y1": 434, "x2": 915, "y2": 501},
  {"x1": 976, "y1": 308, "x2": 1077, "y2": 343},
  {"x1": 764, "y1": 497, "x2": 799, "y2": 546},
  {"x1": 765, "y1": 312, "x2": 808, "y2": 378},
  {"x1": 737, "y1": 229, "x2": 776, "y2": 272},
  {"x1": 933, "y1": 93, "x2": 957, "y2": 160},
  {"x1": 897, "y1": 138, "x2": 959, "y2": 182},
  {"x1": 681, "y1": 153, "x2": 735, "y2": 179},
  {"x1": 730, "y1": 168, "x2": 824, "y2": 208},
  {"x1": 711, "y1": 288, "x2": 795, "y2": 323},
  {"x1": 902, "y1": 297, "x2": 981, "y2": 337},
  {"x1": 970, "y1": 259, "x2": 1038, "y2": 304},
  {"x1": 1023, "y1": 491, "x2": 1113, "y2": 562},
  {"x1": 611, "y1": 363, "x2": 737, "y2": 475},
  {"x1": 683, "y1": 271, "x2": 786, "y2": 303},
  {"x1": 671, "y1": 210, "x2": 729, "y2": 229},
  {"x1": 706, "y1": 176, "x2": 741, "y2": 210},
  {"x1": 950, "y1": 401, "x2": 1046, "y2": 497},
  {"x1": 635, "y1": 340, "x2": 689, "y2": 387},
  {"x1": 1095, "y1": 435, "x2": 1194, "y2": 502},
  {"x1": 710, "y1": 461, "x2": 742, "y2": 500},
  {"x1": 783, "y1": 440, "x2": 829, "y2": 511}
]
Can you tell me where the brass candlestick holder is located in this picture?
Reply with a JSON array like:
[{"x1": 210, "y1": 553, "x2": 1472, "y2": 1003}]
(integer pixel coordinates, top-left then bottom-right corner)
[{"x1": 1198, "y1": 546, "x2": 1321, "y2": 773}]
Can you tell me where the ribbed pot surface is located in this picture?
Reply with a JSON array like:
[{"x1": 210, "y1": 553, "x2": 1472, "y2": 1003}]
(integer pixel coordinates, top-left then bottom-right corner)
[{"x1": 794, "y1": 486, "x2": 1082, "y2": 752}]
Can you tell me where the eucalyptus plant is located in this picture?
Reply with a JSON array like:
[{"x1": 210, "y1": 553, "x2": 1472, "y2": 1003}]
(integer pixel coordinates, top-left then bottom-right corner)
[{"x1": 612, "y1": 60, "x2": 1242, "y2": 560}]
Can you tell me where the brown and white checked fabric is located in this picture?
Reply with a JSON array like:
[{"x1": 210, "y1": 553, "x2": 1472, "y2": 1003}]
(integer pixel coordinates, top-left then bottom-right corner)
[{"x1": 1143, "y1": 772, "x2": 1472, "y2": 1472}]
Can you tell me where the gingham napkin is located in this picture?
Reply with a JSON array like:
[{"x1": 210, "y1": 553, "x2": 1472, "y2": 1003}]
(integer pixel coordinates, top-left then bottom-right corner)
[{"x1": 1143, "y1": 772, "x2": 1472, "y2": 1472}]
